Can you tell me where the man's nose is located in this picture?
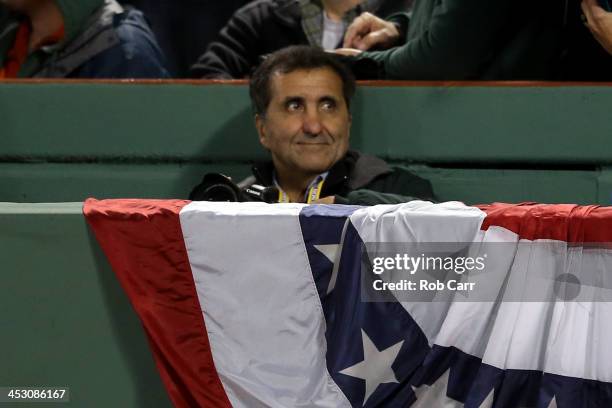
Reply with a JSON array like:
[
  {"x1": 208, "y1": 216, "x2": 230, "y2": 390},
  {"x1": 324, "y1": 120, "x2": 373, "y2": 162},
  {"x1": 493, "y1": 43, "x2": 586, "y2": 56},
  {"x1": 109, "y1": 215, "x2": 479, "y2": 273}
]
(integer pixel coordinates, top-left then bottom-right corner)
[{"x1": 302, "y1": 109, "x2": 323, "y2": 136}]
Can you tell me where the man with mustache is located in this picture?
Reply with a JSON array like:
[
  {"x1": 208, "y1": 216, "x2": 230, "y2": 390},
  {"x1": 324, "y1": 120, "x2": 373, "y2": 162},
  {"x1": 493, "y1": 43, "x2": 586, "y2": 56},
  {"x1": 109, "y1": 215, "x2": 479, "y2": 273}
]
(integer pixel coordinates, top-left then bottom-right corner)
[{"x1": 238, "y1": 45, "x2": 434, "y2": 205}]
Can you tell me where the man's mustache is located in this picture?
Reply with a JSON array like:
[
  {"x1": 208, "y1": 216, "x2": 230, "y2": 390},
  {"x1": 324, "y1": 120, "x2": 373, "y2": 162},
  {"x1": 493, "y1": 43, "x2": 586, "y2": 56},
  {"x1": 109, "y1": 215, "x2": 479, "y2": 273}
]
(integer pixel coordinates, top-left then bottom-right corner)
[{"x1": 294, "y1": 133, "x2": 334, "y2": 144}]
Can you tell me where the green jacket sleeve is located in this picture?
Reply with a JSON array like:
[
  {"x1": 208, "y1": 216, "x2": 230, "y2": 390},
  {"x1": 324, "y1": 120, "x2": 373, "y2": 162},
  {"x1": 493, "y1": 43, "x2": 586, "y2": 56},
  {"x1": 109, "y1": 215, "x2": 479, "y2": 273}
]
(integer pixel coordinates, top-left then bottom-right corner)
[
  {"x1": 385, "y1": 12, "x2": 411, "y2": 41},
  {"x1": 357, "y1": 0, "x2": 513, "y2": 80},
  {"x1": 335, "y1": 166, "x2": 437, "y2": 206},
  {"x1": 335, "y1": 189, "x2": 430, "y2": 206}
]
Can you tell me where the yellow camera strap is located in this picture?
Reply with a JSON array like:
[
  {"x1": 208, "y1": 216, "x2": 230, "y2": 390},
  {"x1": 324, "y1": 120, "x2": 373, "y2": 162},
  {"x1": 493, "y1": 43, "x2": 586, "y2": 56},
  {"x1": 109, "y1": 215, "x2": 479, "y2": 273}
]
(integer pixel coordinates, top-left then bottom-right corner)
[
  {"x1": 306, "y1": 178, "x2": 325, "y2": 204},
  {"x1": 277, "y1": 177, "x2": 325, "y2": 203}
]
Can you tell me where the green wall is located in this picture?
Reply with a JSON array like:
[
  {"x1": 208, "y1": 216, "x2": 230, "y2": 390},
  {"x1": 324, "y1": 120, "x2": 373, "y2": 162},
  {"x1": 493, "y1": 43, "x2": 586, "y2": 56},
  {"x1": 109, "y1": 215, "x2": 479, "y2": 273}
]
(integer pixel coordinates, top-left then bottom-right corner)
[
  {"x1": 0, "y1": 203, "x2": 171, "y2": 407},
  {"x1": 0, "y1": 163, "x2": 605, "y2": 205},
  {"x1": 2, "y1": 82, "x2": 612, "y2": 204},
  {"x1": 2, "y1": 83, "x2": 611, "y2": 163}
]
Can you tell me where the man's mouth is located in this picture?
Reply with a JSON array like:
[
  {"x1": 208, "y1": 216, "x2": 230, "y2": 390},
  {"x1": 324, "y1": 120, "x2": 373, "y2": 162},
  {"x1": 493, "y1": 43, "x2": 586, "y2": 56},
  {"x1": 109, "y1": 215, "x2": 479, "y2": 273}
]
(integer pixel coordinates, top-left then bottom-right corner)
[{"x1": 296, "y1": 140, "x2": 332, "y2": 145}]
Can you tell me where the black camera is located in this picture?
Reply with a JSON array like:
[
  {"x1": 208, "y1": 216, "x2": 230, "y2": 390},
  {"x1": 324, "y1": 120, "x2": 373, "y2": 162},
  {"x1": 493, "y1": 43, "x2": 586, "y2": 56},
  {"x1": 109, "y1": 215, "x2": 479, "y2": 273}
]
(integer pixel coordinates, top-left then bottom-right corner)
[{"x1": 189, "y1": 173, "x2": 279, "y2": 203}]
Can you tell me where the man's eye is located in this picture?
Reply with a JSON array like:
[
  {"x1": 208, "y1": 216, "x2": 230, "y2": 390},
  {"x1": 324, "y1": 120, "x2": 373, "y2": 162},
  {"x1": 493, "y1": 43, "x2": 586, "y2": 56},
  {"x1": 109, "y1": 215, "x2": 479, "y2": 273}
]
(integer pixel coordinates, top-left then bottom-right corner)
[
  {"x1": 321, "y1": 100, "x2": 336, "y2": 111},
  {"x1": 286, "y1": 101, "x2": 302, "y2": 111}
]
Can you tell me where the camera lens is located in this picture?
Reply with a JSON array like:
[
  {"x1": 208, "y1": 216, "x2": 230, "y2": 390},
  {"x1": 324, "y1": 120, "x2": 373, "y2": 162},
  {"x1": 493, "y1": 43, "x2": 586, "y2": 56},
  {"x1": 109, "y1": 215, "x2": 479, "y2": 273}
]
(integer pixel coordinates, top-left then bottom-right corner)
[{"x1": 200, "y1": 183, "x2": 240, "y2": 202}]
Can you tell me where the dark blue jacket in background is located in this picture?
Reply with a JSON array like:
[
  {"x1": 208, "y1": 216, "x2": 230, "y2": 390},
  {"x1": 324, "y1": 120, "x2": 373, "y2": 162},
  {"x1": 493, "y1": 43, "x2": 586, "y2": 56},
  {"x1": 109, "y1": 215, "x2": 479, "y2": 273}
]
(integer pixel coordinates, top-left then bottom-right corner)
[{"x1": 70, "y1": 3, "x2": 170, "y2": 78}]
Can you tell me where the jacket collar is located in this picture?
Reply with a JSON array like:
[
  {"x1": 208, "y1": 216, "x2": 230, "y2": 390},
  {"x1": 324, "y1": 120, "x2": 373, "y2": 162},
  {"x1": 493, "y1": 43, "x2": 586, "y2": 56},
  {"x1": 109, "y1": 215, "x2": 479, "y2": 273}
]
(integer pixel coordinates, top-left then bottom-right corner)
[
  {"x1": 0, "y1": 0, "x2": 106, "y2": 74},
  {"x1": 270, "y1": 0, "x2": 302, "y2": 27},
  {"x1": 251, "y1": 150, "x2": 393, "y2": 196},
  {"x1": 271, "y1": 0, "x2": 381, "y2": 30},
  {"x1": 54, "y1": 0, "x2": 104, "y2": 46},
  {"x1": 346, "y1": 150, "x2": 392, "y2": 189},
  {"x1": 59, "y1": 0, "x2": 122, "y2": 57},
  {"x1": 33, "y1": 0, "x2": 123, "y2": 77},
  {"x1": 0, "y1": 0, "x2": 122, "y2": 77}
]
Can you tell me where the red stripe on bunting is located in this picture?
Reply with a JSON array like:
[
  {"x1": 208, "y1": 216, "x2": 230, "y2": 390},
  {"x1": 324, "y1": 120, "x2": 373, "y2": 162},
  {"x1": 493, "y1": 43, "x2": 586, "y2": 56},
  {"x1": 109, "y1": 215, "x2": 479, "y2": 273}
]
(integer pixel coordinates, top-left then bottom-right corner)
[
  {"x1": 478, "y1": 202, "x2": 612, "y2": 243},
  {"x1": 84, "y1": 198, "x2": 231, "y2": 408}
]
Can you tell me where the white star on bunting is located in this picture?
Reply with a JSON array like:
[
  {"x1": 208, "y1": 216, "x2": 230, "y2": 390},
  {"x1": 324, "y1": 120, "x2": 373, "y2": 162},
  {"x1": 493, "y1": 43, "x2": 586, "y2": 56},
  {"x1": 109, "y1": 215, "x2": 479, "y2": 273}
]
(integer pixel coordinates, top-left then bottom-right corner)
[
  {"x1": 314, "y1": 244, "x2": 340, "y2": 264},
  {"x1": 411, "y1": 369, "x2": 462, "y2": 408},
  {"x1": 339, "y1": 329, "x2": 404, "y2": 406}
]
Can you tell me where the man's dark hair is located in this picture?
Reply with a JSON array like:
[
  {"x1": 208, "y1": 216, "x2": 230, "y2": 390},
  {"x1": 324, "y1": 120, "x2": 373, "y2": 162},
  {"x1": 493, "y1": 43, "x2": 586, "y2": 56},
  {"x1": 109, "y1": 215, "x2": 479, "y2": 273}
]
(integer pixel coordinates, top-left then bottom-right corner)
[{"x1": 249, "y1": 46, "x2": 356, "y2": 116}]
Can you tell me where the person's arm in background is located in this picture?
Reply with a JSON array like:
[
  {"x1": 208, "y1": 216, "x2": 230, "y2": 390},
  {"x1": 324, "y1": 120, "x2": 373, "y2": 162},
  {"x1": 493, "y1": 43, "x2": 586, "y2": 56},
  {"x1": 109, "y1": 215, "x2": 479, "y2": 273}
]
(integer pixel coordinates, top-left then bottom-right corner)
[
  {"x1": 341, "y1": 11, "x2": 408, "y2": 52},
  {"x1": 340, "y1": 0, "x2": 513, "y2": 80},
  {"x1": 189, "y1": 2, "x2": 267, "y2": 79},
  {"x1": 582, "y1": 0, "x2": 612, "y2": 54}
]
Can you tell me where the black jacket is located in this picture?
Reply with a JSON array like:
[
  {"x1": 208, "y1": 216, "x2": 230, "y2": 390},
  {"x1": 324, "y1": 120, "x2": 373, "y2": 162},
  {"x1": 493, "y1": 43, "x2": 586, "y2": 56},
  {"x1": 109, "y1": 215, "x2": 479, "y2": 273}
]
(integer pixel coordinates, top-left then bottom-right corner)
[
  {"x1": 189, "y1": 0, "x2": 413, "y2": 79},
  {"x1": 190, "y1": 0, "x2": 306, "y2": 79},
  {"x1": 238, "y1": 150, "x2": 435, "y2": 205}
]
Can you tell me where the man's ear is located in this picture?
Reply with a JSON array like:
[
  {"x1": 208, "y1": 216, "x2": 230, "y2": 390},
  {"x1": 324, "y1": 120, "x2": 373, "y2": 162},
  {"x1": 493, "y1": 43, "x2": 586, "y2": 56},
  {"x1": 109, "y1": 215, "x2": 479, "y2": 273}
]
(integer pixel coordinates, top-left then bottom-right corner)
[{"x1": 255, "y1": 114, "x2": 269, "y2": 148}]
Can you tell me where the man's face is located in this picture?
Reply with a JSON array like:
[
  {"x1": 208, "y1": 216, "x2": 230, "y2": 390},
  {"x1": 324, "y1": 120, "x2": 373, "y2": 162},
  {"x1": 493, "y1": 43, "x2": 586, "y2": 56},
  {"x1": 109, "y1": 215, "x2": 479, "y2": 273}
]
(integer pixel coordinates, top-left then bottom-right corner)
[{"x1": 256, "y1": 67, "x2": 351, "y2": 178}]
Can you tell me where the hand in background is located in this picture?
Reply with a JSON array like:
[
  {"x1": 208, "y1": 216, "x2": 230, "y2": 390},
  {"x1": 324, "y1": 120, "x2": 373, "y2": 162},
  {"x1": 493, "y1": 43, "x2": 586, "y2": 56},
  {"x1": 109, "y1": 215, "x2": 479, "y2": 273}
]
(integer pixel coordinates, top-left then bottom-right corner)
[
  {"x1": 342, "y1": 12, "x2": 400, "y2": 51},
  {"x1": 582, "y1": 0, "x2": 612, "y2": 55},
  {"x1": 333, "y1": 48, "x2": 363, "y2": 57}
]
